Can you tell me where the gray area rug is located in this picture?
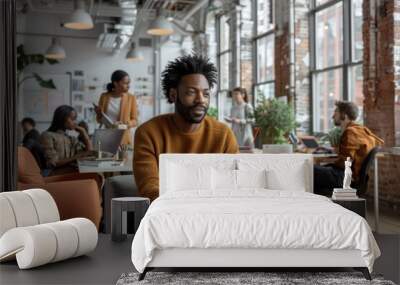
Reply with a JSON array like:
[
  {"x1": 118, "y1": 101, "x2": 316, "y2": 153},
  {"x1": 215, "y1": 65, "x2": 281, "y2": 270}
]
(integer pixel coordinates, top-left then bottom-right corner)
[{"x1": 116, "y1": 271, "x2": 396, "y2": 285}]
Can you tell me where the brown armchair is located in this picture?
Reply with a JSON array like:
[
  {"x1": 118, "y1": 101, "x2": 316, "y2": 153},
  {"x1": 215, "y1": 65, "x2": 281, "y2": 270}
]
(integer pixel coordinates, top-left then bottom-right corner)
[{"x1": 17, "y1": 147, "x2": 102, "y2": 229}]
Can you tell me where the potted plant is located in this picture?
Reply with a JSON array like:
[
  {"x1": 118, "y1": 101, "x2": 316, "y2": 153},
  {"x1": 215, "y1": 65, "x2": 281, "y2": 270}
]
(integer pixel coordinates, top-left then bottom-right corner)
[
  {"x1": 321, "y1": 127, "x2": 343, "y2": 152},
  {"x1": 207, "y1": 106, "x2": 218, "y2": 119},
  {"x1": 254, "y1": 97, "x2": 298, "y2": 152},
  {"x1": 17, "y1": 44, "x2": 58, "y2": 94}
]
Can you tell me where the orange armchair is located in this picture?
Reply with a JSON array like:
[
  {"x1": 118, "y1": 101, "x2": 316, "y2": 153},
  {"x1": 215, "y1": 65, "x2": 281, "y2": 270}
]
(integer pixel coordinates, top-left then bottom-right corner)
[{"x1": 17, "y1": 147, "x2": 102, "y2": 229}]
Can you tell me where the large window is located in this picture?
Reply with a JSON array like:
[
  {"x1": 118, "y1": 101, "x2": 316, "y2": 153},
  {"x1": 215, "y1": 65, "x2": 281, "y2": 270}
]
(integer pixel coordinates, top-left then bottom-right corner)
[
  {"x1": 217, "y1": 14, "x2": 232, "y2": 120},
  {"x1": 205, "y1": 11, "x2": 218, "y2": 108},
  {"x1": 311, "y1": 0, "x2": 363, "y2": 132},
  {"x1": 240, "y1": 0, "x2": 254, "y2": 95},
  {"x1": 254, "y1": 0, "x2": 275, "y2": 103}
]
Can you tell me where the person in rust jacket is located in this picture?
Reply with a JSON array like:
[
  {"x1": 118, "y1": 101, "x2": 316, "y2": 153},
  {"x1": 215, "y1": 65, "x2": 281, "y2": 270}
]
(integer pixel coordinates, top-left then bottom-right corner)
[{"x1": 314, "y1": 101, "x2": 384, "y2": 195}]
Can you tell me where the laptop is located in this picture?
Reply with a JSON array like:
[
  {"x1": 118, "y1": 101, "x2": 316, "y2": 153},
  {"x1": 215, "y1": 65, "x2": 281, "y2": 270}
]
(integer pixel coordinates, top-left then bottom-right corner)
[
  {"x1": 92, "y1": 129, "x2": 125, "y2": 155},
  {"x1": 299, "y1": 136, "x2": 319, "y2": 149},
  {"x1": 299, "y1": 135, "x2": 334, "y2": 154}
]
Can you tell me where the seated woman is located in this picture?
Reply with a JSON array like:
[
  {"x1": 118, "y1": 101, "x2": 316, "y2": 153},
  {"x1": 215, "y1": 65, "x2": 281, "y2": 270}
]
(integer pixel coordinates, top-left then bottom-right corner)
[{"x1": 40, "y1": 105, "x2": 94, "y2": 175}]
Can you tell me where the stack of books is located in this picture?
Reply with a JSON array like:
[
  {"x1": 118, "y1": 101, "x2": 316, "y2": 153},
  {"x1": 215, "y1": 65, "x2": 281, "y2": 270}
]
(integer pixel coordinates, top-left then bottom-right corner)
[{"x1": 332, "y1": 188, "x2": 358, "y2": 200}]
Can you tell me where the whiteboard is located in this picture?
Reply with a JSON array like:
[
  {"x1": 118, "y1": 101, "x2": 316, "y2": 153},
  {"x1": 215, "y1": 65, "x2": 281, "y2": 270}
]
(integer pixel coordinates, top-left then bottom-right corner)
[{"x1": 22, "y1": 73, "x2": 71, "y2": 123}]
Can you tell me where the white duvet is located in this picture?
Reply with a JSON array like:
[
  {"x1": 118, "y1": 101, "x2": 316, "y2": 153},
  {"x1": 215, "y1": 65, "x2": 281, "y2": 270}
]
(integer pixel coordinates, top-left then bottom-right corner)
[{"x1": 131, "y1": 190, "x2": 380, "y2": 273}]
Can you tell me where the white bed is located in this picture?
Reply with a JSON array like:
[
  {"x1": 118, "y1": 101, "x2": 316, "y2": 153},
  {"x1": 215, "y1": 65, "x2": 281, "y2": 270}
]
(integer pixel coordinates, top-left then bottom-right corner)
[{"x1": 131, "y1": 154, "x2": 380, "y2": 280}]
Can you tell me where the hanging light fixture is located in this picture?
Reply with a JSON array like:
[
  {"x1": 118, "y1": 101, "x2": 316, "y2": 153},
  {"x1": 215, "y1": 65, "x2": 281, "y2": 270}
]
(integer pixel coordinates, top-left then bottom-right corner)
[
  {"x1": 126, "y1": 42, "x2": 143, "y2": 62},
  {"x1": 147, "y1": 16, "x2": 174, "y2": 36},
  {"x1": 64, "y1": 0, "x2": 94, "y2": 30},
  {"x1": 45, "y1": 37, "x2": 66, "y2": 59}
]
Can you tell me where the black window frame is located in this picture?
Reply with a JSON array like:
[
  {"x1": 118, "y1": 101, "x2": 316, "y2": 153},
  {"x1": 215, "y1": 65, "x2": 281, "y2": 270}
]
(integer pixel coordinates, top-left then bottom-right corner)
[
  {"x1": 310, "y1": 0, "x2": 363, "y2": 132},
  {"x1": 252, "y1": 0, "x2": 276, "y2": 105}
]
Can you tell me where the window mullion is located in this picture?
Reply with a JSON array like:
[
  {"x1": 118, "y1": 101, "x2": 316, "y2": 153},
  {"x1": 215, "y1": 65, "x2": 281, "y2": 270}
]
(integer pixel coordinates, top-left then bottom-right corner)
[
  {"x1": 252, "y1": 0, "x2": 258, "y2": 105},
  {"x1": 310, "y1": 1, "x2": 316, "y2": 132},
  {"x1": 343, "y1": 0, "x2": 350, "y2": 101}
]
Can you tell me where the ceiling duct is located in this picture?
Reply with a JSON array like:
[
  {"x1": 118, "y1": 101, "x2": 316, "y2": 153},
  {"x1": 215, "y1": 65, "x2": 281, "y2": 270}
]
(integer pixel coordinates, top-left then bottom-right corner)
[
  {"x1": 25, "y1": 0, "x2": 137, "y2": 52},
  {"x1": 133, "y1": 0, "x2": 206, "y2": 40},
  {"x1": 95, "y1": 0, "x2": 137, "y2": 52}
]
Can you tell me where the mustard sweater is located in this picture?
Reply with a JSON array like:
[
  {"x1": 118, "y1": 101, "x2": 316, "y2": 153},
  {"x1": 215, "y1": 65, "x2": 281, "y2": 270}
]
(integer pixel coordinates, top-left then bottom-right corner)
[
  {"x1": 334, "y1": 122, "x2": 384, "y2": 180},
  {"x1": 133, "y1": 114, "x2": 239, "y2": 201}
]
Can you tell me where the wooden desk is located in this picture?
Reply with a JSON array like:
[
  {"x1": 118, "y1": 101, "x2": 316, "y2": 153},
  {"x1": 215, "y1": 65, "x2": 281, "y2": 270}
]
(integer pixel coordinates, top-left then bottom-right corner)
[
  {"x1": 246, "y1": 149, "x2": 338, "y2": 160},
  {"x1": 312, "y1": 153, "x2": 338, "y2": 165},
  {"x1": 78, "y1": 152, "x2": 133, "y2": 174},
  {"x1": 311, "y1": 153, "x2": 338, "y2": 158}
]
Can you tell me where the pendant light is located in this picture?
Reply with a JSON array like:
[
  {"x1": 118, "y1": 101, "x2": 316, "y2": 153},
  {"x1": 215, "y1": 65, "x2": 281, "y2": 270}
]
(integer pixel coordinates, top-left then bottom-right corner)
[
  {"x1": 147, "y1": 16, "x2": 174, "y2": 36},
  {"x1": 45, "y1": 37, "x2": 66, "y2": 59},
  {"x1": 64, "y1": 0, "x2": 94, "y2": 30},
  {"x1": 126, "y1": 42, "x2": 143, "y2": 62}
]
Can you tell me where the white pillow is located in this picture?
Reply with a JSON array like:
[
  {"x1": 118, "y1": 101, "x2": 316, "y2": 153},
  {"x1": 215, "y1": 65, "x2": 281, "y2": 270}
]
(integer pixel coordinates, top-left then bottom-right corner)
[
  {"x1": 167, "y1": 163, "x2": 212, "y2": 191},
  {"x1": 237, "y1": 169, "x2": 267, "y2": 189},
  {"x1": 212, "y1": 168, "x2": 237, "y2": 190},
  {"x1": 266, "y1": 163, "x2": 307, "y2": 191}
]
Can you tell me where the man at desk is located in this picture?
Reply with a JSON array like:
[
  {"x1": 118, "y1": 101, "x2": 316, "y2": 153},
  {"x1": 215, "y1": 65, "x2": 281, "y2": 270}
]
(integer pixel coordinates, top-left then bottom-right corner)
[
  {"x1": 314, "y1": 101, "x2": 384, "y2": 195},
  {"x1": 133, "y1": 54, "x2": 239, "y2": 201}
]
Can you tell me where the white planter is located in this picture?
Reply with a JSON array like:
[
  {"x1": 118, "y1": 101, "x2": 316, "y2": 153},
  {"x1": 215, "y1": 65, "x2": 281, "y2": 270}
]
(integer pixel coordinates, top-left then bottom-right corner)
[{"x1": 262, "y1": 144, "x2": 293, "y2": 154}]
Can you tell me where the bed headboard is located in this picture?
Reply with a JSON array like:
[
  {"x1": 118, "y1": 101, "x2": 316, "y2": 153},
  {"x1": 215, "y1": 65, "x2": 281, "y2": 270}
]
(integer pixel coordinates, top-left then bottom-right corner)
[{"x1": 159, "y1": 154, "x2": 314, "y2": 195}]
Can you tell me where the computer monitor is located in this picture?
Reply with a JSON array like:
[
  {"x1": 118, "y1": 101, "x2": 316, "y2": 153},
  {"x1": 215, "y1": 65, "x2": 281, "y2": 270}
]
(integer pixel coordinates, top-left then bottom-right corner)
[{"x1": 92, "y1": 129, "x2": 125, "y2": 155}]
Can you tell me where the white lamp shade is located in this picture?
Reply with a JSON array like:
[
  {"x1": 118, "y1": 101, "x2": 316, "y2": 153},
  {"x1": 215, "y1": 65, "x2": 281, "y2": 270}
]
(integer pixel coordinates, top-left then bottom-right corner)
[
  {"x1": 45, "y1": 38, "x2": 66, "y2": 59},
  {"x1": 126, "y1": 43, "x2": 143, "y2": 61},
  {"x1": 64, "y1": 1, "x2": 94, "y2": 30},
  {"x1": 147, "y1": 17, "x2": 174, "y2": 36},
  {"x1": 126, "y1": 49, "x2": 143, "y2": 62}
]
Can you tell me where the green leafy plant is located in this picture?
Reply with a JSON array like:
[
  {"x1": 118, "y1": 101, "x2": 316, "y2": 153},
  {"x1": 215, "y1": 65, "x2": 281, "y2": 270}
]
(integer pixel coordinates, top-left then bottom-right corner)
[
  {"x1": 254, "y1": 97, "x2": 298, "y2": 144},
  {"x1": 321, "y1": 127, "x2": 343, "y2": 147},
  {"x1": 207, "y1": 106, "x2": 218, "y2": 119},
  {"x1": 17, "y1": 44, "x2": 58, "y2": 93}
]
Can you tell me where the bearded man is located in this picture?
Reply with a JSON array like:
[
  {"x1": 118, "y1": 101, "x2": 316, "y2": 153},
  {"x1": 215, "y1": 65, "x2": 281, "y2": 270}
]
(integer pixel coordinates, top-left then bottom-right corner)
[
  {"x1": 133, "y1": 54, "x2": 239, "y2": 201},
  {"x1": 313, "y1": 101, "x2": 383, "y2": 195}
]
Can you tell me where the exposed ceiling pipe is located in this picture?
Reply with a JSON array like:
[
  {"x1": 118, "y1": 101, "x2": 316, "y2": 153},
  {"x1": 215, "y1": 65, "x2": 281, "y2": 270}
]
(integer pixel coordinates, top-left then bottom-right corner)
[
  {"x1": 131, "y1": 0, "x2": 153, "y2": 39},
  {"x1": 162, "y1": 0, "x2": 172, "y2": 9},
  {"x1": 26, "y1": 0, "x2": 135, "y2": 17},
  {"x1": 109, "y1": 0, "x2": 137, "y2": 54},
  {"x1": 181, "y1": 0, "x2": 208, "y2": 22},
  {"x1": 93, "y1": 0, "x2": 102, "y2": 24},
  {"x1": 171, "y1": 19, "x2": 195, "y2": 36},
  {"x1": 89, "y1": 0, "x2": 94, "y2": 14}
]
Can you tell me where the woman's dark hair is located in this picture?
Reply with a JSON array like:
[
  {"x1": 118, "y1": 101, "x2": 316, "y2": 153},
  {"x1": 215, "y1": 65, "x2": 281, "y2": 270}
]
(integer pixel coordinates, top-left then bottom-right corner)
[
  {"x1": 335, "y1": 101, "x2": 359, "y2": 121},
  {"x1": 107, "y1": 70, "x2": 129, "y2": 92},
  {"x1": 161, "y1": 54, "x2": 218, "y2": 103},
  {"x1": 21, "y1": 117, "x2": 36, "y2": 127},
  {"x1": 48, "y1": 105, "x2": 75, "y2": 132},
  {"x1": 231, "y1": 87, "x2": 249, "y2": 103}
]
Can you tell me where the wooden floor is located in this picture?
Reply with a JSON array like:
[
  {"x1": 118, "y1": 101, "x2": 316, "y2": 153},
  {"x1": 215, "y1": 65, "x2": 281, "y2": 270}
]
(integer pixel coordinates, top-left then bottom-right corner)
[
  {"x1": 1, "y1": 233, "x2": 398, "y2": 285},
  {"x1": 366, "y1": 210, "x2": 400, "y2": 234}
]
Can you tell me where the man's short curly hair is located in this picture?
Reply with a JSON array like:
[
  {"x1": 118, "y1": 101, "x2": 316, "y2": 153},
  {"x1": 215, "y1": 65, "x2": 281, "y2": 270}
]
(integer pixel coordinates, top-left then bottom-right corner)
[
  {"x1": 161, "y1": 54, "x2": 218, "y2": 103},
  {"x1": 335, "y1": 101, "x2": 359, "y2": 121}
]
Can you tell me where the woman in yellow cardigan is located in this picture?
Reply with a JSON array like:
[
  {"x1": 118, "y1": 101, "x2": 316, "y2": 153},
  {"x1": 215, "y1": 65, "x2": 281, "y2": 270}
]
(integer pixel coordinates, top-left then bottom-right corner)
[{"x1": 95, "y1": 70, "x2": 137, "y2": 145}]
